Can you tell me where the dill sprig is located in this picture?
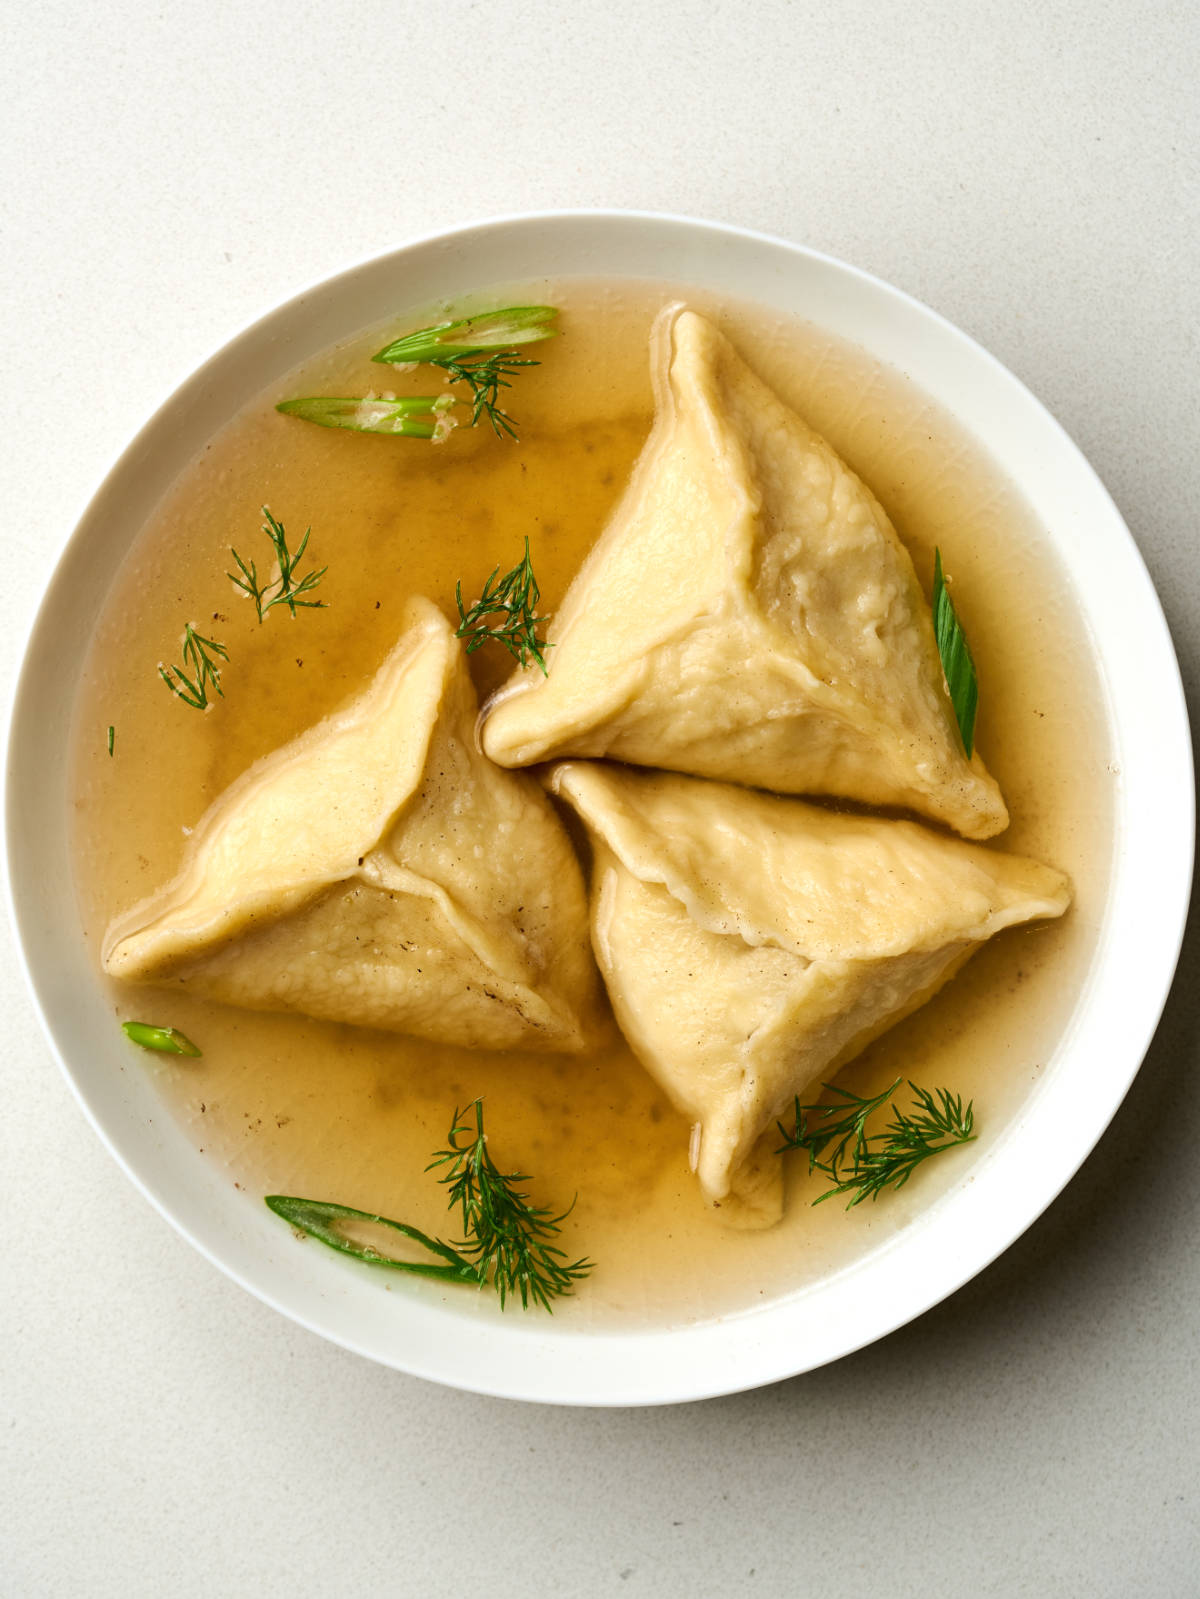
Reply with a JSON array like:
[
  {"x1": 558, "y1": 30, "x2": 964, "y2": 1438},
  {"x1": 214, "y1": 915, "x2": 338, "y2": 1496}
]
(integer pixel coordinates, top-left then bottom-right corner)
[
  {"x1": 427, "y1": 1100, "x2": 593, "y2": 1311},
  {"x1": 455, "y1": 537, "x2": 551, "y2": 673},
  {"x1": 229, "y1": 507, "x2": 327, "y2": 623},
  {"x1": 778, "y1": 1078, "x2": 901, "y2": 1177},
  {"x1": 158, "y1": 624, "x2": 229, "y2": 710},
  {"x1": 428, "y1": 350, "x2": 540, "y2": 439},
  {"x1": 266, "y1": 1099, "x2": 592, "y2": 1312},
  {"x1": 778, "y1": 1078, "x2": 975, "y2": 1208},
  {"x1": 932, "y1": 548, "x2": 979, "y2": 757}
]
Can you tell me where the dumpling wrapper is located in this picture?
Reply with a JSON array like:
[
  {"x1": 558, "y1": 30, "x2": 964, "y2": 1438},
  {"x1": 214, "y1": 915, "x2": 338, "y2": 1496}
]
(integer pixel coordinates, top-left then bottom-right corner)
[
  {"x1": 485, "y1": 307, "x2": 1008, "y2": 840},
  {"x1": 105, "y1": 598, "x2": 600, "y2": 1052},
  {"x1": 547, "y1": 762, "x2": 1070, "y2": 1226}
]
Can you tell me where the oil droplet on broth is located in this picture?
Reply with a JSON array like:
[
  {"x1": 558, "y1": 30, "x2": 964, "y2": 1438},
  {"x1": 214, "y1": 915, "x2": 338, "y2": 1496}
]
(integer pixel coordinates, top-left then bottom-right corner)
[{"x1": 70, "y1": 279, "x2": 1113, "y2": 1328}]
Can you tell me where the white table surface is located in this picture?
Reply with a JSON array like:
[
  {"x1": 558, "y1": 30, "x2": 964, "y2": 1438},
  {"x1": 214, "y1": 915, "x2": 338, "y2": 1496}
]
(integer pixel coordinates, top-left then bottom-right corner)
[{"x1": 4, "y1": 4, "x2": 1198, "y2": 1594}]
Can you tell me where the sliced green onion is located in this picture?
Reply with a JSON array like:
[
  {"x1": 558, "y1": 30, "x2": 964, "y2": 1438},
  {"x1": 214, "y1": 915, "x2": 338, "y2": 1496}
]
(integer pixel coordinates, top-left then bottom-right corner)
[
  {"x1": 372, "y1": 305, "x2": 558, "y2": 364},
  {"x1": 121, "y1": 1021, "x2": 202, "y2": 1057},
  {"x1": 932, "y1": 548, "x2": 979, "y2": 758},
  {"x1": 106, "y1": 725, "x2": 114, "y2": 757},
  {"x1": 265, "y1": 1196, "x2": 478, "y2": 1283},
  {"x1": 276, "y1": 395, "x2": 452, "y2": 438}
]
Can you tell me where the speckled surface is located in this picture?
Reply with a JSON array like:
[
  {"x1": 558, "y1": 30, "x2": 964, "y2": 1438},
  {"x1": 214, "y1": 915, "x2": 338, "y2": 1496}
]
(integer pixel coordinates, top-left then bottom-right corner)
[{"x1": 3, "y1": 3, "x2": 1198, "y2": 1594}]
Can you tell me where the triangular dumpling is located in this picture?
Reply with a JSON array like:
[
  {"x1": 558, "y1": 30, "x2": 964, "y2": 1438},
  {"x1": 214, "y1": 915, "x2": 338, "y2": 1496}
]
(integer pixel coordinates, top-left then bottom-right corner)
[
  {"x1": 547, "y1": 762, "x2": 1070, "y2": 1225},
  {"x1": 105, "y1": 598, "x2": 601, "y2": 1052},
  {"x1": 484, "y1": 307, "x2": 1008, "y2": 840}
]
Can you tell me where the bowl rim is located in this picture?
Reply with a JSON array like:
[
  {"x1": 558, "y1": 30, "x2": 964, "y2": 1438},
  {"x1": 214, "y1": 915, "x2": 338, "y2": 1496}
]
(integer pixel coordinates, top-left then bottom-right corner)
[{"x1": 6, "y1": 208, "x2": 1194, "y2": 1405}]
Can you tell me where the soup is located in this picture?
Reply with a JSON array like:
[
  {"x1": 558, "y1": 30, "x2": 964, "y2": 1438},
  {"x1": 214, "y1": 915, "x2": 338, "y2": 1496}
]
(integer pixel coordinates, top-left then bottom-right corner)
[{"x1": 69, "y1": 279, "x2": 1113, "y2": 1327}]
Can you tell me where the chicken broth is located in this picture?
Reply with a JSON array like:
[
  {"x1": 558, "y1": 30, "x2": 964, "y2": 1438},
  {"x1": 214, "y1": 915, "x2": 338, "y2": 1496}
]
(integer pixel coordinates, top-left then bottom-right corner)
[{"x1": 70, "y1": 279, "x2": 1113, "y2": 1327}]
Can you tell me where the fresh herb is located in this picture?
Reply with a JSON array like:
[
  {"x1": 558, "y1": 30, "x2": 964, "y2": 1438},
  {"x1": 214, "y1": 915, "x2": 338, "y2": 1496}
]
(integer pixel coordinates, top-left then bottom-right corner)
[
  {"x1": 373, "y1": 305, "x2": 558, "y2": 363},
  {"x1": 121, "y1": 1021, "x2": 202, "y2": 1057},
  {"x1": 275, "y1": 393, "x2": 455, "y2": 440},
  {"x1": 265, "y1": 1197, "x2": 480, "y2": 1286},
  {"x1": 778, "y1": 1078, "x2": 900, "y2": 1178},
  {"x1": 455, "y1": 538, "x2": 551, "y2": 674},
  {"x1": 932, "y1": 549, "x2": 979, "y2": 757},
  {"x1": 159, "y1": 624, "x2": 229, "y2": 710},
  {"x1": 777, "y1": 1078, "x2": 975, "y2": 1207},
  {"x1": 374, "y1": 305, "x2": 558, "y2": 439},
  {"x1": 266, "y1": 1099, "x2": 592, "y2": 1312},
  {"x1": 230, "y1": 507, "x2": 327, "y2": 623},
  {"x1": 106, "y1": 725, "x2": 114, "y2": 757},
  {"x1": 278, "y1": 307, "x2": 558, "y2": 442},
  {"x1": 425, "y1": 351, "x2": 539, "y2": 439},
  {"x1": 428, "y1": 1100, "x2": 593, "y2": 1310}
]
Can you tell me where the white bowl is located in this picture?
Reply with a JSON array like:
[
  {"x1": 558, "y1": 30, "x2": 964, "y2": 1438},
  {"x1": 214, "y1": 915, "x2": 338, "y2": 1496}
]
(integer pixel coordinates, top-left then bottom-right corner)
[{"x1": 7, "y1": 212, "x2": 1193, "y2": 1405}]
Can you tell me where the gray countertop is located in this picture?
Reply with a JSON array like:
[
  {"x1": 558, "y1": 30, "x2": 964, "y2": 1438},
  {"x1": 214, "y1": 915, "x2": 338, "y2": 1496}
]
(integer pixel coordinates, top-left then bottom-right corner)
[{"x1": 3, "y1": 3, "x2": 1198, "y2": 1594}]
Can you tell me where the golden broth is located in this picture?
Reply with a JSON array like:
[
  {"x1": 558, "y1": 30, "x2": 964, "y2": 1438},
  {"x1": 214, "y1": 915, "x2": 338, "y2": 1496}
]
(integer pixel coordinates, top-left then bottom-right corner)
[{"x1": 70, "y1": 280, "x2": 1113, "y2": 1328}]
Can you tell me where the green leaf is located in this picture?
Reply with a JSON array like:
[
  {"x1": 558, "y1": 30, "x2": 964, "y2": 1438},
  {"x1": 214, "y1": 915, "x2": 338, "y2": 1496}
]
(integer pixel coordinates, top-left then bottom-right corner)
[
  {"x1": 932, "y1": 548, "x2": 979, "y2": 758},
  {"x1": 455, "y1": 537, "x2": 552, "y2": 673},
  {"x1": 779, "y1": 1077, "x2": 976, "y2": 1208},
  {"x1": 122, "y1": 1021, "x2": 202, "y2": 1057},
  {"x1": 424, "y1": 1100, "x2": 593, "y2": 1311},
  {"x1": 276, "y1": 395, "x2": 452, "y2": 439},
  {"x1": 372, "y1": 305, "x2": 558, "y2": 364},
  {"x1": 282, "y1": 308, "x2": 559, "y2": 444},
  {"x1": 264, "y1": 1196, "x2": 478, "y2": 1283},
  {"x1": 229, "y1": 507, "x2": 327, "y2": 622},
  {"x1": 267, "y1": 1102, "x2": 593, "y2": 1311},
  {"x1": 159, "y1": 625, "x2": 228, "y2": 710}
]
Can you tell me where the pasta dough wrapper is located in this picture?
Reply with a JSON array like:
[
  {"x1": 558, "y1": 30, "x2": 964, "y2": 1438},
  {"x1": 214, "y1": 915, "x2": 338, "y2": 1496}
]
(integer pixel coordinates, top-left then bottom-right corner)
[
  {"x1": 485, "y1": 307, "x2": 1008, "y2": 840},
  {"x1": 547, "y1": 762, "x2": 1070, "y2": 1224},
  {"x1": 104, "y1": 598, "x2": 600, "y2": 1052}
]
